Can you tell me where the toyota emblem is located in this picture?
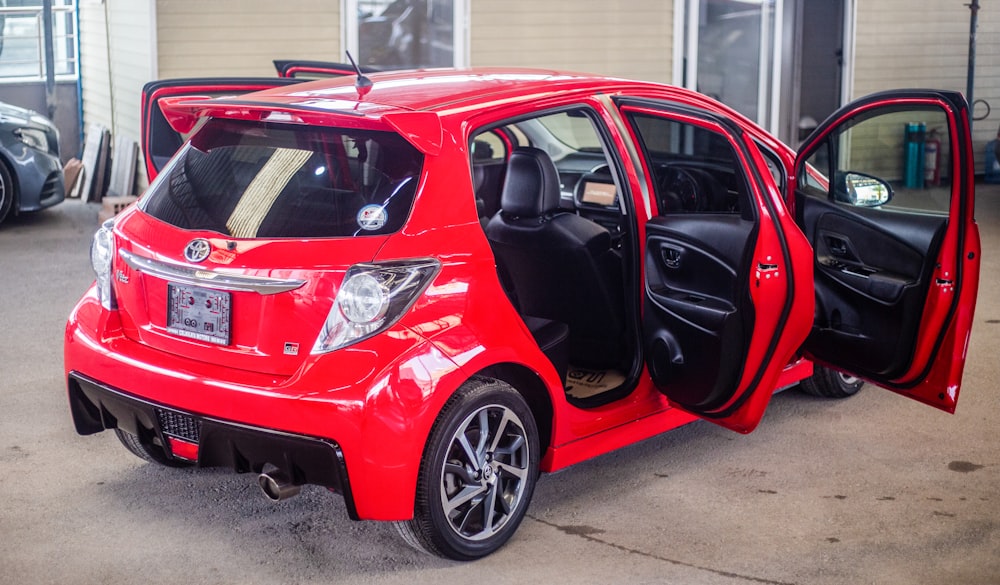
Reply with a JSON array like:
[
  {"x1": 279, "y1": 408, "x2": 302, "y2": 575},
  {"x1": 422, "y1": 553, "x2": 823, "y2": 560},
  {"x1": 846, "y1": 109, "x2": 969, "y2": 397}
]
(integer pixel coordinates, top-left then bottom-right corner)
[{"x1": 184, "y1": 239, "x2": 212, "y2": 263}]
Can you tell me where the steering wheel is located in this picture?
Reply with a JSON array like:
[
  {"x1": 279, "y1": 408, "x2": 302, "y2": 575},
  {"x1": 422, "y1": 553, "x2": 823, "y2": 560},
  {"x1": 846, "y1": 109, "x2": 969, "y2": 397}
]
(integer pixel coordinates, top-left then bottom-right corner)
[{"x1": 660, "y1": 167, "x2": 703, "y2": 212}]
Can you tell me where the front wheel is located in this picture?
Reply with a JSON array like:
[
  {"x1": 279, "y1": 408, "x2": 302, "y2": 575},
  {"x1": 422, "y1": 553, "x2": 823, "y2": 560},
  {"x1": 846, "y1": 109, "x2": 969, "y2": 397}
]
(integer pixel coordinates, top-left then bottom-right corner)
[
  {"x1": 0, "y1": 160, "x2": 15, "y2": 225},
  {"x1": 395, "y1": 377, "x2": 539, "y2": 560},
  {"x1": 799, "y1": 365, "x2": 865, "y2": 399}
]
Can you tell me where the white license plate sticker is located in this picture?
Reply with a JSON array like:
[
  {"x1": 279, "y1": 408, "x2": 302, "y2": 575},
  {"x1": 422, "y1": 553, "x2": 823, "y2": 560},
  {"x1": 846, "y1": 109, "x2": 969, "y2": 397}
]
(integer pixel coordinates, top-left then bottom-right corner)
[{"x1": 166, "y1": 284, "x2": 231, "y2": 345}]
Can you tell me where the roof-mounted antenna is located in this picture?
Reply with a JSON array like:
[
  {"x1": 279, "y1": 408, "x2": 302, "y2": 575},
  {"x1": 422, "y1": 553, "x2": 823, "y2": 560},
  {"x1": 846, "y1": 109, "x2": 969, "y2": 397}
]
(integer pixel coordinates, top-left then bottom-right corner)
[{"x1": 346, "y1": 51, "x2": 373, "y2": 98}]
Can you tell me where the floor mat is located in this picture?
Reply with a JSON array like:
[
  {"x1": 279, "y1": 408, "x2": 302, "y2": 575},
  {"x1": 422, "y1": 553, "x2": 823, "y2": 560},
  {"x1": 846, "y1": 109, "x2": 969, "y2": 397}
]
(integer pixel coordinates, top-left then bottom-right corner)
[{"x1": 565, "y1": 366, "x2": 627, "y2": 399}]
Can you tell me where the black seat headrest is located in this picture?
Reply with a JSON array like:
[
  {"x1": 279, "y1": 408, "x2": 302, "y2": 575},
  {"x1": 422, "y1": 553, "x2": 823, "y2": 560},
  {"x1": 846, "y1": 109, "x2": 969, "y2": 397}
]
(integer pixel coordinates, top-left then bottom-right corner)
[{"x1": 500, "y1": 147, "x2": 562, "y2": 218}]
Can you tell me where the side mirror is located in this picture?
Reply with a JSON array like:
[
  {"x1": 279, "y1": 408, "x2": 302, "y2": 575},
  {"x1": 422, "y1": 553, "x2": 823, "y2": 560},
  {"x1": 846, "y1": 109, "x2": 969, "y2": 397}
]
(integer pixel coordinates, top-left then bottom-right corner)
[{"x1": 835, "y1": 171, "x2": 893, "y2": 207}]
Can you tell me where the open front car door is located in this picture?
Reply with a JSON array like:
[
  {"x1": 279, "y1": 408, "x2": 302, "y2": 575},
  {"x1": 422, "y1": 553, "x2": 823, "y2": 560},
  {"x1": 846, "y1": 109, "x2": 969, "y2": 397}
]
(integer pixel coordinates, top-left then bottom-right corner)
[{"x1": 794, "y1": 90, "x2": 980, "y2": 412}]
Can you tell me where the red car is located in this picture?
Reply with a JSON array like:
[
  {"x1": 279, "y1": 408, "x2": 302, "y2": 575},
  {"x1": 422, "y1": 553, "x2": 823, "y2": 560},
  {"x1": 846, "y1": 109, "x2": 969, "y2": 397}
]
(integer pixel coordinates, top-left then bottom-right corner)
[{"x1": 65, "y1": 68, "x2": 980, "y2": 560}]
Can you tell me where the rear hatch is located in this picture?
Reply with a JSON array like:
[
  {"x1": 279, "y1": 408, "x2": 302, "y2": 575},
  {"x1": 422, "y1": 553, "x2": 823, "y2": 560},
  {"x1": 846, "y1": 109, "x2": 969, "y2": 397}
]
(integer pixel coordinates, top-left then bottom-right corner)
[{"x1": 112, "y1": 117, "x2": 424, "y2": 376}]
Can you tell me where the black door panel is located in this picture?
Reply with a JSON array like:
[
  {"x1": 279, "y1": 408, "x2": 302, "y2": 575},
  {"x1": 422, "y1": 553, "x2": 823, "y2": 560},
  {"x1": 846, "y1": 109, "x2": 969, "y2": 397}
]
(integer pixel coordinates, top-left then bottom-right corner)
[
  {"x1": 644, "y1": 214, "x2": 756, "y2": 410},
  {"x1": 798, "y1": 194, "x2": 947, "y2": 378}
]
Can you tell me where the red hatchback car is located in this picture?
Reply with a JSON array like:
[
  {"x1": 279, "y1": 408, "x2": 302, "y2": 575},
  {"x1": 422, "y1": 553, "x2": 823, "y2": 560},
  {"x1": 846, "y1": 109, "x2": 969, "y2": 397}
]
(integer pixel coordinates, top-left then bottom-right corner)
[{"x1": 65, "y1": 68, "x2": 980, "y2": 560}]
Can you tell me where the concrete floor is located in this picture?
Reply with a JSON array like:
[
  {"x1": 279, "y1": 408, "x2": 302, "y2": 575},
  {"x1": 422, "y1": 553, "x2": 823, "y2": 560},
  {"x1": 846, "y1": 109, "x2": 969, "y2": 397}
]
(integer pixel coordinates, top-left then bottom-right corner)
[{"x1": 1, "y1": 190, "x2": 998, "y2": 585}]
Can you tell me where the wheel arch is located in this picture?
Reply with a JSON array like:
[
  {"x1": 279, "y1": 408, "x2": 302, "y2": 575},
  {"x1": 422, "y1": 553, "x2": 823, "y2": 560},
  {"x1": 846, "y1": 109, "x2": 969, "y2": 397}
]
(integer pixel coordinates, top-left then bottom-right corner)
[{"x1": 471, "y1": 362, "x2": 555, "y2": 457}]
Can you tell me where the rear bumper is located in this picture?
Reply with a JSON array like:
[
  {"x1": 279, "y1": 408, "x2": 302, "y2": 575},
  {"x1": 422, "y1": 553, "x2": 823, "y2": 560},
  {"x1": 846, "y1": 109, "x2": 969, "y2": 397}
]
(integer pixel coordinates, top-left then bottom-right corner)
[
  {"x1": 64, "y1": 287, "x2": 467, "y2": 521},
  {"x1": 68, "y1": 371, "x2": 359, "y2": 519}
]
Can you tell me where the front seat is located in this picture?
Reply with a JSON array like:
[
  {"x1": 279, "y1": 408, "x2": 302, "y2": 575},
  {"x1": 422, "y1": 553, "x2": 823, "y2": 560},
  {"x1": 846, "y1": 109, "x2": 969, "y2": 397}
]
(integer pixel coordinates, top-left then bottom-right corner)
[{"x1": 485, "y1": 147, "x2": 626, "y2": 368}]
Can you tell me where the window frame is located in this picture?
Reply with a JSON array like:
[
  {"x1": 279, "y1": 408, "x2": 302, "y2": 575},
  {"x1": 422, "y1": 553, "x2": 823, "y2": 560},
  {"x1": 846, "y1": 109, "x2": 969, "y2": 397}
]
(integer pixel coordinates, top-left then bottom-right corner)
[
  {"x1": 0, "y1": 1, "x2": 78, "y2": 83},
  {"x1": 342, "y1": 0, "x2": 469, "y2": 69}
]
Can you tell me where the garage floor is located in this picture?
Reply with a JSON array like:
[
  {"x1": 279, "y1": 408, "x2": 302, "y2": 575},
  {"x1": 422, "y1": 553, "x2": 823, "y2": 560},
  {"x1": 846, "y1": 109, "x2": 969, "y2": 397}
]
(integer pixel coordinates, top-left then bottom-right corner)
[{"x1": 1, "y1": 188, "x2": 998, "y2": 585}]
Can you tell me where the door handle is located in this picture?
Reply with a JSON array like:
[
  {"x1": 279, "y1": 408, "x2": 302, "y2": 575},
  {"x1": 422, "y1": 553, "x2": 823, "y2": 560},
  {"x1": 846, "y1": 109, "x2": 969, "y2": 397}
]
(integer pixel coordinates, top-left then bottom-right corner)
[
  {"x1": 661, "y1": 246, "x2": 683, "y2": 269},
  {"x1": 825, "y1": 236, "x2": 850, "y2": 257}
]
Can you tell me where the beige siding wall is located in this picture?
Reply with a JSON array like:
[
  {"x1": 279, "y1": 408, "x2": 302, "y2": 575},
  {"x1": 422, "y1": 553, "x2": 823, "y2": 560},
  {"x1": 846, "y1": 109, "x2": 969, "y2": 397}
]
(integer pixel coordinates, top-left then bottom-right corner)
[
  {"x1": 853, "y1": 2, "x2": 1000, "y2": 171},
  {"x1": 155, "y1": 0, "x2": 341, "y2": 78},
  {"x1": 469, "y1": 0, "x2": 673, "y2": 84},
  {"x1": 78, "y1": 0, "x2": 153, "y2": 144}
]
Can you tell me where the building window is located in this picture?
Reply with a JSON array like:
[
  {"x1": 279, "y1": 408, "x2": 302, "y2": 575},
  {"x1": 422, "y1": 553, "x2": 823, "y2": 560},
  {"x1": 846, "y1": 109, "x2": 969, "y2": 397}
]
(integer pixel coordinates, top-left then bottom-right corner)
[
  {"x1": 344, "y1": 0, "x2": 468, "y2": 69},
  {"x1": 0, "y1": 0, "x2": 77, "y2": 82}
]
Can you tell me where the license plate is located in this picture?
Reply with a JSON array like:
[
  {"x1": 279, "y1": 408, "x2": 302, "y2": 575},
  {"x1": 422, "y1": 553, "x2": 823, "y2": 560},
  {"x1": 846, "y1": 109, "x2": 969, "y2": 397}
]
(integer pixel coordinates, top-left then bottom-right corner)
[{"x1": 166, "y1": 284, "x2": 231, "y2": 345}]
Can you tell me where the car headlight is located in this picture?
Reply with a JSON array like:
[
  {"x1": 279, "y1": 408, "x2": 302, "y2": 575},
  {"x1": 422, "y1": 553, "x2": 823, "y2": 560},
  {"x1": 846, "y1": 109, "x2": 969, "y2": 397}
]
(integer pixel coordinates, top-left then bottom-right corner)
[
  {"x1": 90, "y1": 219, "x2": 117, "y2": 310},
  {"x1": 15, "y1": 127, "x2": 50, "y2": 153},
  {"x1": 312, "y1": 258, "x2": 440, "y2": 354}
]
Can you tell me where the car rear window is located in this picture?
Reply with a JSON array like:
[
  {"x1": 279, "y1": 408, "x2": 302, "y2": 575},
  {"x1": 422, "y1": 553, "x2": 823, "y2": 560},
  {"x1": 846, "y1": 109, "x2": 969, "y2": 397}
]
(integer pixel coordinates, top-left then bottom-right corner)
[{"x1": 140, "y1": 119, "x2": 423, "y2": 238}]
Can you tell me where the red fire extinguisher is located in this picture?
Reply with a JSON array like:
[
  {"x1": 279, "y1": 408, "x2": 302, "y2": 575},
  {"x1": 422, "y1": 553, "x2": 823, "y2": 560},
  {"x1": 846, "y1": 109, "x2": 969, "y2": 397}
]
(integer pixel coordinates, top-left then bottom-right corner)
[{"x1": 925, "y1": 128, "x2": 942, "y2": 186}]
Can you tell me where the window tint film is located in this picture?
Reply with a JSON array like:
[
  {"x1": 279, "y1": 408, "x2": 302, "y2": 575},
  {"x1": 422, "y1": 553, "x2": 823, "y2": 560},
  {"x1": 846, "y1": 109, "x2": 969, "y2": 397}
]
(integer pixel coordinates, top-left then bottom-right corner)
[
  {"x1": 140, "y1": 119, "x2": 423, "y2": 238},
  {"x1": 628, "y1": 113, "x2": 747, "y2": 215},
  {"x1": 801, "y1": 106, "x2": 952, "y2": 214}
]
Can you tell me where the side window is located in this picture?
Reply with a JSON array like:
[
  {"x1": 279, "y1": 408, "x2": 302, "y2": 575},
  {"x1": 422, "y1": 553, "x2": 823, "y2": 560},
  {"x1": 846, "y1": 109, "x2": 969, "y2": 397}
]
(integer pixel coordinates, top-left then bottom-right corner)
[
  {"x1": 472, "y1": 131, "x2": 506, "y2": 163},
  {"x1": 470, "y1": 107, "x2": 621, "y2": 224},
  {"x1": 800, "y1": 107, "x2": 952, "y2": 214},
  {"x1": 756, "y1": 142, "x2": 785, "y2": 194},
  {"x1": 469, "y1": 130, "x2": 509, "y2": 222},
  {"x1": 627, "y1": 113, "x2": 747, "y2": 215}
]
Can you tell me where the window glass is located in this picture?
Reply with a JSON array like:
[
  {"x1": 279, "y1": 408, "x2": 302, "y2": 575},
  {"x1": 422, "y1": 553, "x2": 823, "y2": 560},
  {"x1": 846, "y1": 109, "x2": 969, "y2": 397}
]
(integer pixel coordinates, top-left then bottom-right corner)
[
  {"x1": 801, "y1": 107, "x2": 952, "y2": 214},
  {"x1": 356, "y1": 0, "x2": 456, "y2": 69},
  {"x1": 755, "y1": 141, "x2": 784, "y2": 193},
  {"x1": 0, "y1": 1, "x2": 77, "y2": 80},
  {"x1": 470, "y1": 107, "x2": 618, "y2": 221},
  {"x1": 628, "y1": 113, "x2": 746, "y2": 215},
  {"x1": 536, "y1": 113, "x2": 604, "y2": 151},
  {"x1": 140, "y1": 119, "x2": 423, "y2": 239},
  {"x1": 471, "y1": 131, "x2": 506, "y2": 162}
]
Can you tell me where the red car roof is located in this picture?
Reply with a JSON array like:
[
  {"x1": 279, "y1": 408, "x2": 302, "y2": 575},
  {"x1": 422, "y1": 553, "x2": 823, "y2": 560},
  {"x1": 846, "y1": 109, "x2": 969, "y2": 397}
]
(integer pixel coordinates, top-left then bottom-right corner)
[
  {"x1": 158, "y1": 67, "x2": 784, "y2": 158},
  {"x1": 252, "y1": 67, "x2": 661, "y2": 113}
]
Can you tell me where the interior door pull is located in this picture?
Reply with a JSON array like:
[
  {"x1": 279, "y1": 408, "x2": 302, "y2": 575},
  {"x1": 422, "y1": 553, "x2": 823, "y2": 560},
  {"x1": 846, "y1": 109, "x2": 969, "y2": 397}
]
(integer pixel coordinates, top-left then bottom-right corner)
[{"x1": 661, "y1": 247, "x2": 683, "y2": 269}]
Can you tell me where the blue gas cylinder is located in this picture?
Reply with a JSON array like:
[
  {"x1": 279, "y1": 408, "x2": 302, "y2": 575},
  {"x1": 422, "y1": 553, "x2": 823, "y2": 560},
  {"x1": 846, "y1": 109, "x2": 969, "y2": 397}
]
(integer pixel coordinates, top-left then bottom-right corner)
[{"x1": 904, "y1": 122, "x2": 926, "y2": 189}]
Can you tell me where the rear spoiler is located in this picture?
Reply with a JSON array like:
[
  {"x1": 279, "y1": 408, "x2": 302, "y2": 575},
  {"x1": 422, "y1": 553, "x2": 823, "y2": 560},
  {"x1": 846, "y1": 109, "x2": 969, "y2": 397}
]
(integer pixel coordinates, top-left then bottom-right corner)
[{"x1": 158, "y1": 96, "x2": 443, "y2": 156}]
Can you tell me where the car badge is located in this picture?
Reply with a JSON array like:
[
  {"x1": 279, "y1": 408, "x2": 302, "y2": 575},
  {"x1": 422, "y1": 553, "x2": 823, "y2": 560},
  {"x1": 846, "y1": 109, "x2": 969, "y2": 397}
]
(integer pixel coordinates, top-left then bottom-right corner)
[{"x1": 184, "y1": 239, "x2": 212, "y2": 263}]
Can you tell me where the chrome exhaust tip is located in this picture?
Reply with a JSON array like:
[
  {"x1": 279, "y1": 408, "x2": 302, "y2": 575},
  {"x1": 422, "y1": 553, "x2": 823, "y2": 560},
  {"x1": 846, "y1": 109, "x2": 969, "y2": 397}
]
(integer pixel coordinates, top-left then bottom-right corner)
[{"x1": 258, "y1": 470, "x2": 301, "y2": 501}]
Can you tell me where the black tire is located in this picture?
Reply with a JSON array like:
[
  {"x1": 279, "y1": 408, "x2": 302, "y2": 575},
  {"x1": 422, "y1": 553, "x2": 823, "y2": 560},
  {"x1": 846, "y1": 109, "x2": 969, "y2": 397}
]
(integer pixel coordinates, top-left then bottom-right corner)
[
  {"x1": 394, "y1": 377, "x2": 540, "y2": 560},
  {"x1": 0, "y1": 160, "x2": 15, "y2": 225},
  {"x1": 799, "y1": 365, "x2": 865, "y2": 399},
  {"x1": 114, "y1": 429, "x2": 193, "y2": 468}
]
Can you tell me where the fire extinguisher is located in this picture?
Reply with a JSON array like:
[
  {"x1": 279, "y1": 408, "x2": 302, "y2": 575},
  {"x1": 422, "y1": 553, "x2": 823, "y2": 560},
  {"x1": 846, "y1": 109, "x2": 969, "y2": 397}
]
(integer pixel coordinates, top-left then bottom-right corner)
[{"x1": 925, "y1": 128, "x2": 942, "y2": 186}]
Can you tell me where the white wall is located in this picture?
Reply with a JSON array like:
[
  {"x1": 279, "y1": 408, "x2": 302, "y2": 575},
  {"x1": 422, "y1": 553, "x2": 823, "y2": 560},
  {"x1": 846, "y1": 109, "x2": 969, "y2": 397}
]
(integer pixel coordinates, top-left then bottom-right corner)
[
  {"x1": 470, "y1": 0, "x2": 673, "y2": 84},
  {"x1": 78, "y1": 0, "x2": 153, "y2": 145},
  {"x1": 155, "y1": 0, "x2": 341, "y2": 78},
  {"x1": 853, "y1": 2, "x2": 1000, "y2": 171}
]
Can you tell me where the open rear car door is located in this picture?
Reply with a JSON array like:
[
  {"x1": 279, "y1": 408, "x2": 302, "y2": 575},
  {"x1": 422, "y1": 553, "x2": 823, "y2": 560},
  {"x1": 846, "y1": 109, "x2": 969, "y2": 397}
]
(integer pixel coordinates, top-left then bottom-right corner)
[
  {"x1": 794, "y1": 90, "x2": 980, "y2": 412},
  {"x1": 617, "y1": 98, "x2": 815, "y2": 434},
  {"x1": 141, "y1": 78, "x2": 303, "y2": 180}
]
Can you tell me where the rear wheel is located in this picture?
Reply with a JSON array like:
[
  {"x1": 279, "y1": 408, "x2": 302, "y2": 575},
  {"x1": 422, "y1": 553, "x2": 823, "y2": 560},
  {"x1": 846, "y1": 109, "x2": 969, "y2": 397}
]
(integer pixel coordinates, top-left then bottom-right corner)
[
  {"x1": 395, "y1": 377, "x2": 539, "y2": 560},
  {"x1": 114, "y1": 429, "x2": 193, "y2": 468},
  {"x1": 0, "y1": 161, "x2": 14, "y2": 225},
  {"x1": 799, "y1": 365, "x2": 865, "y2": 399}
]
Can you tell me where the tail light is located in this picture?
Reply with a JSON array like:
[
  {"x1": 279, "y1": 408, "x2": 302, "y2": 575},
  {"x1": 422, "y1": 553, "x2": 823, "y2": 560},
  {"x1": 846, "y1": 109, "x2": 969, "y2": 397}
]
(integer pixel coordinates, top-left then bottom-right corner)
[
  {"x1": 90, "y1": 218, "x2": 117, "y2": 310},
  {"x1": 312, "y1": 259, "x2": 440, "y2": 354}
]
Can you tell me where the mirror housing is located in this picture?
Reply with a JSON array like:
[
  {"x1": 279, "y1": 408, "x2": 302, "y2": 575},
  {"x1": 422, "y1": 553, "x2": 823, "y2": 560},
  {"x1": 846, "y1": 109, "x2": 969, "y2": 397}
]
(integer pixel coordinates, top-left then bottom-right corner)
[{"x1": 834, "y1": 171, "x2": 893, "y2": 207}]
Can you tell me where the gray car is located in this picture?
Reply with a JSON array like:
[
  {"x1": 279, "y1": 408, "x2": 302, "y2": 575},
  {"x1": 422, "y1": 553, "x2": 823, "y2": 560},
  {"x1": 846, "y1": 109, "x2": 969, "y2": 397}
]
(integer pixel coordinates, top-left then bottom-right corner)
[{"x1": 0, "y1": 100, "x2": 64, "y2": 225}]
